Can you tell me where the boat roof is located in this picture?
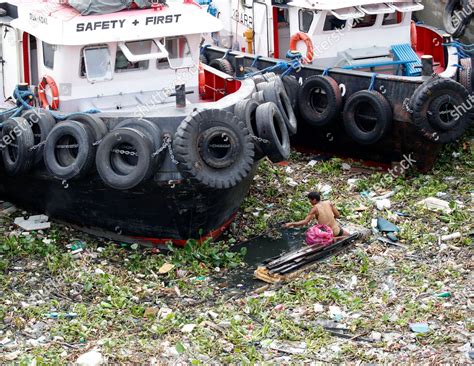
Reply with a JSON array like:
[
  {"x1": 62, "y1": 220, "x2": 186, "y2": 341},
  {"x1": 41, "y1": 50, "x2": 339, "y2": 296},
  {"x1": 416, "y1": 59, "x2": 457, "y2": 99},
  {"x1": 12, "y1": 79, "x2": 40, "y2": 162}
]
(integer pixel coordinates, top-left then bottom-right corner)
[
  {"x1": 288, "y1": 0, "x2": 423, "y2": 11},
  {"x1": 8, "y1": 0, "x2": 222, "y2": 46}
]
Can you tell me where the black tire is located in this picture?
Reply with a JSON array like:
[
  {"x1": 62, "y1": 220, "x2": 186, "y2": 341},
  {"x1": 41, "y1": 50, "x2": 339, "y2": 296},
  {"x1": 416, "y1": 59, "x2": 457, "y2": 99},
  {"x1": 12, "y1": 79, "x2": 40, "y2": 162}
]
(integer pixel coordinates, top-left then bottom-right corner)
[
  {"x1": 96, "y1": 127, "x2": 154, "y2": 190},
  {"x1": 44, "y1": 120, "x2": 95, "y2": 180},
  {"x1": 410, "y1": 77, "x2": 472, "y2": 143},
  {"x1": 252, "y1": 91, "x2": 265, "y2": 103},
  {"x1": 443, "y1": 0, "x2": 470, "y2": 37},
  {"x1": 173, "y1": 109, "x2": 254, "y2": 189},
  {"x1": 200, "y1": 53, "x2": 208, "y2": 65},
  {"x1": 209, "y1": 58, "x2": 234, "y2": 75},
  {"x1": 256, "y1": 81, "x2": 270, "y2": 92},
  {"x1": 66, "y1": 113, "x2": 108, "y2": 143},
  {"x1": 113, "y1": 118, "x2": 164, "y2": 175},
  {"x1": 251, "y1": 74, "x2": 266, "y2": 85},
  {"x1": 263, "y1": 80, "x2": 298, "y2": 135},
  {"x1": 282, "y1": 75, "x2": 300, "y2": 111},
  {"x1": 343, "y1": 90, "x2": 393, "y2": 145},
  {"x1": 234, "y1": 99, "x2": 265, "y2": 160},
  {"x1": 255, "y1": 102, "x2": 290, "y2": 163},
  {"x1": 459, "y1": 58, "x2": 473, "y2": 94},
  {"x1": 262, "y1": 72, "x2": 277, "y2": 81},
  {"x1": 21, "y1": 108, "x2": 56, "y2": 164},
  {"x1": 299, "y1": 75, "x2": 342, "y2": 127},
  {"x1": 1, "y1": 117, "x2": 35, "y2": 176}
]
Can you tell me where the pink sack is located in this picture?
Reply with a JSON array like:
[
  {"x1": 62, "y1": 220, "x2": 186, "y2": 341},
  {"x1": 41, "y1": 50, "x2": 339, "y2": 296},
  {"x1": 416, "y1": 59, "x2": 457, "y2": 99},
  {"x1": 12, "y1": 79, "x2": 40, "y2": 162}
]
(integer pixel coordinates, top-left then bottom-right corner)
[{"x1": 305, "y1": 224, "x2": 334, "y2": 246}]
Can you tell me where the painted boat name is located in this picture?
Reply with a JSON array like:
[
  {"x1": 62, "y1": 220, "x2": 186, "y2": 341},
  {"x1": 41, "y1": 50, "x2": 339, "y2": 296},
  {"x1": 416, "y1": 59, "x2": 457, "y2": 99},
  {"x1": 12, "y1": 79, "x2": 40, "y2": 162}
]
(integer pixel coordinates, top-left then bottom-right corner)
[{"x1": 76, "y1": 14, "x2": 182, "y2": 32}]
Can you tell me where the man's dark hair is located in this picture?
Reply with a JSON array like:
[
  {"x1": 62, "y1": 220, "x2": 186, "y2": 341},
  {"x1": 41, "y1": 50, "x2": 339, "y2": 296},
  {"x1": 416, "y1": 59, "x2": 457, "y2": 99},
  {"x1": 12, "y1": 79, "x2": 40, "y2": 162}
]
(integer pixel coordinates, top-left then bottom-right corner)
[{"x1": 307, "y1": 192, "x2": 321, "y2": 202}]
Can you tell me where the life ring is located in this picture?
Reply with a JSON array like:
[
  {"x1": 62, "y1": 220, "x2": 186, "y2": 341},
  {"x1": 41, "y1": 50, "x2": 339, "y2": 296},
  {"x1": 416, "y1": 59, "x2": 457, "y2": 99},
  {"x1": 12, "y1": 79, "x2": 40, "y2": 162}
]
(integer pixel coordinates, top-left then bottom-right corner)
[
  {"x1": 343, "y1": 90, "x2": 393, "y2": 145},
  {"x1": 173, "y1": 109, "x2": 254, "y2": 189},
  {"x1": 289, "y1": 32, "x2": 314, "y2": 63},
  {"x1": 298, "y1": 75, "x2": 342, "y2": 127},
  {"x1": 199, "y1": 63, "x2": 206, "y2": 96},
  {"x1": 410, "y1": 77, "x2": 472, "y2": 143},
  {"x1": 38, "y1": 76, "x2": 60, "y2": 110},
  {"x1": 410, "y1": 21, "x2": 418, "y2": 51}
]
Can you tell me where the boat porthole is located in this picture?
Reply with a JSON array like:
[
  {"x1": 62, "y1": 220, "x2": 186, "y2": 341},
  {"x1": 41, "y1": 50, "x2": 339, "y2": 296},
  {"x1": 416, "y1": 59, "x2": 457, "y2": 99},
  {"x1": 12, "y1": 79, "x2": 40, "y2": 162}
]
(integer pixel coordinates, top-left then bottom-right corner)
[{"x1": 339, "y1": 83, "x2": 346, "y2": 97}]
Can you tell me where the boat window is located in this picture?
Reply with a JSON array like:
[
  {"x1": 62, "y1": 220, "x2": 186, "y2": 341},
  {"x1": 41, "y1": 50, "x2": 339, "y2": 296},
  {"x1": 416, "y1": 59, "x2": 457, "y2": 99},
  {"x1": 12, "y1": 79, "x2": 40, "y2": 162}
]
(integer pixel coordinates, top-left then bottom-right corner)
[
  {"x1": 323, "y1": 14, "x2": 347, "y2": 31},
  {"x1": 383, "y1": 12, "x2": 403, "y2": 26},
  {"x1": 43, "y1": 42, "x2": 55, "y2": 69},
  {"x1": 81, "y1": 45, "x2": 113, "y2": 82},
  {"x1": 115, "y1": 40, "x2": 152, "y2": 72},
  {"x1": 298, "y1": 9, "x2": 314, "y2": 33},
  {"x1": 157, "y1": 36, "x2": 193, "y2": 69},
  {"x1": 352, "y1": 14, "x2": 377, "y2": 29}
]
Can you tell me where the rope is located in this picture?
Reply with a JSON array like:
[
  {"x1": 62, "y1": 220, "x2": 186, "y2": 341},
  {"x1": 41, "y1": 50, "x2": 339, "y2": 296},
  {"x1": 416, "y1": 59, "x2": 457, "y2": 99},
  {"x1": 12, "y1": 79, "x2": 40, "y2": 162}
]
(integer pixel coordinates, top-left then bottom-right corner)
[
  {"x1": 251, "y1": 55, "x2": 262, "y2": 67},
  {"x1": 221, "y1": 49, "x2": 232, "y2": 60},
  {"x1": 322, "y1": 67, "x2": 332, "y2": 77},
  {"x1": 368, "y1": 73, "x2": 378, "y2": 91},
  {"x1": 200, "y1": 44, "x2": 211, "y2": 55},
  {"x1": 452, "y1": 63, "x2": 465, "y2": 70}
]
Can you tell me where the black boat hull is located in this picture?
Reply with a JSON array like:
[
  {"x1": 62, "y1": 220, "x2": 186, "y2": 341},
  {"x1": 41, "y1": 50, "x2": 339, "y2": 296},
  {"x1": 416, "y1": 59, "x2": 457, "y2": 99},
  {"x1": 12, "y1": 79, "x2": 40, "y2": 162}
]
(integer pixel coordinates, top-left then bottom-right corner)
[{"x1": 0, "y1": 165, "x2": 257, "y2": 246}]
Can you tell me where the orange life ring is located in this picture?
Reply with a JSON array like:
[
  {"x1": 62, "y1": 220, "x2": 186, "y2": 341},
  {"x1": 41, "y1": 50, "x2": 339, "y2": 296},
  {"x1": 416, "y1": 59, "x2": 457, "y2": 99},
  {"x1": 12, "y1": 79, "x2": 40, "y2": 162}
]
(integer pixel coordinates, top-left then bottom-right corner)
[
  {"x1": 289, "y1": 32, "x2": 314, "y2": 63},
  {"x1": 411, "y1": 21, "x2": 418, "y2": 51},
  {"x1": 38, "y1": 75, "x2": 59, "y2": 110},
  {"x1": 199, "y1": 63, "x2": 206, "y2": 96}
]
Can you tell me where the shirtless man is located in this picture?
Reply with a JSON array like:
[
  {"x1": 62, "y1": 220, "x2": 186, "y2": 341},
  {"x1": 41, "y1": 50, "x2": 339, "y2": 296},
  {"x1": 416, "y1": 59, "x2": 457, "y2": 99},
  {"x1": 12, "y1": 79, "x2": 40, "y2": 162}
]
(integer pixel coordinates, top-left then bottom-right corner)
[{"x1": 283, "y1": 192, "x2": 349, "y2": 237}]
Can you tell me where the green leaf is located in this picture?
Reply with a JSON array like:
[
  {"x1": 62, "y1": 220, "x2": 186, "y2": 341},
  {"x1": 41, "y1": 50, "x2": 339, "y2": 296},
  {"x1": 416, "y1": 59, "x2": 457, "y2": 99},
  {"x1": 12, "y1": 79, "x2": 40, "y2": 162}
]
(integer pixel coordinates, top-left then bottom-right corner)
[{"x1": 175, "y1": 341, "x2": 186, "y2": 354}]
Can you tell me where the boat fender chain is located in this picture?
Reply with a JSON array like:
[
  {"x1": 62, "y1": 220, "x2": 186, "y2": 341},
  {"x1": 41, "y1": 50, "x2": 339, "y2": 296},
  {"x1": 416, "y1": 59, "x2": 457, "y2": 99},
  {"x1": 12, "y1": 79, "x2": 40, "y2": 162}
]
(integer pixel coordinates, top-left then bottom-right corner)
[
  {"x1": 403, "y1": 98, "x2": 414, "y2": 114},
  {"x1": 151, "y1": 135, "x2": 180, "y2": 165},
  {"x1": 250, "y1": 134, "x2": 269, "y2": 145}
]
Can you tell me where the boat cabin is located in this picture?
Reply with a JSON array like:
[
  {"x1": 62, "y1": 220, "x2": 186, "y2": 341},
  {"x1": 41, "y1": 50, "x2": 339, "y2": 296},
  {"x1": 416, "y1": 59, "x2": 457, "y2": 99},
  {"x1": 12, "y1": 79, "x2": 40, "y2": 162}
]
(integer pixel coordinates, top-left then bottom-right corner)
[
  {"x1": 0, "y1": 0, "x2": 222, "y2": 112},
  {"x1": 208, "y1": 0, "x2": 448, "y2": 75}
]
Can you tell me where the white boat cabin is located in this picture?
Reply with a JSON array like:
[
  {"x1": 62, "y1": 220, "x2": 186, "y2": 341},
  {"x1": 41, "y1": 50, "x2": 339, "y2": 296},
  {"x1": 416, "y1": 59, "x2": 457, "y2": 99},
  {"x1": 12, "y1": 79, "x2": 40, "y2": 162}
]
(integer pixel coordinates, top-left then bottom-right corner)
[
  {"x1": 0, "y1": 0, "x2": 222, "y2": 112},
  {"x1": 209, "y1": 0, "x2": 424, "y2": 69}
]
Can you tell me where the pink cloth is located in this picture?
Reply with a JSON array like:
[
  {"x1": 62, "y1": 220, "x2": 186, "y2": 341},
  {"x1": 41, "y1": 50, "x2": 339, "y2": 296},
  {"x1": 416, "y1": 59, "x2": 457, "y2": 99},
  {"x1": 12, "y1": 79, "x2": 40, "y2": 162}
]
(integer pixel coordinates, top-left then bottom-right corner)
[{"x1": 305, "y1": 224, "x2": 334, "y2": 246}]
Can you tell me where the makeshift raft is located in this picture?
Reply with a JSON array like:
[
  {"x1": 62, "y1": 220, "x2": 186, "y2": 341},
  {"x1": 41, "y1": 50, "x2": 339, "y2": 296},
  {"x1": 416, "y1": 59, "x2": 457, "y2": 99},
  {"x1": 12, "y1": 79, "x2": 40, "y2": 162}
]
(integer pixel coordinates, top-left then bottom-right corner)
[{"x1": 255, "y1": 232, "x2": 367, "y2": 284}]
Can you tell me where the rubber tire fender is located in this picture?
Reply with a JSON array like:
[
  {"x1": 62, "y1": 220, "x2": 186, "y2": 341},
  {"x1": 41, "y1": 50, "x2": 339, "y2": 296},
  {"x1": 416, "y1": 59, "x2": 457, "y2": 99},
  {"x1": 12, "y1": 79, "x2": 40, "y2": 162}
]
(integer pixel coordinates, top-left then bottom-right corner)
[
  {"x1": 209, "y1": 58, "x2": 234, "y2": 75},
  {"x1": 459, "y1": 57, "x2": 473, "y2": 94},
  {"x1": 234, "y1": 99, "x2": 265, "y2": 160},
  {"x1": 66, "y1": 113, "x2": 108, "y2": 142},
  {"x1": 96, "y1": 127, "x2": 154, "y2": 190},
  {"x1": 282, "y1": 75, "x2": 300, "y2": 111},
  {"x1": 298, "y1": 75, "x2": 342, "y2": 127},
  {"x1": 1, "y1": 117, "x2": 35, "y2": 176},
  {"x1": 263, "y1": 80, "x2": 298, "y2": 135},
  {"x1": 173, "y1": 109, "x2": 254, "y2": 189},
  {"x1": 199, "y1": 53, "x2": 209, "y2": 65},
  {"x1": 255, "y1": 102, "x2": 290, "y2": 163},
  {"x1": 251, "y1": 74, "x2": 266, "y2": 85},
  {"x1": 252, "y1": 90, "x2": 265, "y2": 103},
  {"x1": 44, "y1": 120, "x2": 95, "y2": 180},
  {"x1": 443, "y1": 0, "x2": 470, "y2": 37},
  {"x1": 410, "y1": 77, "x2": 472, "y2": 143},
  {"x1": 113, "y1": 118, "x2": 164, "y2": 175},
  {"x1": 21, "y1": 108, "x2": 56, "y2": 164},
  {"x1": 343, "y1": 90, "x2": 393, "y2": 145}
]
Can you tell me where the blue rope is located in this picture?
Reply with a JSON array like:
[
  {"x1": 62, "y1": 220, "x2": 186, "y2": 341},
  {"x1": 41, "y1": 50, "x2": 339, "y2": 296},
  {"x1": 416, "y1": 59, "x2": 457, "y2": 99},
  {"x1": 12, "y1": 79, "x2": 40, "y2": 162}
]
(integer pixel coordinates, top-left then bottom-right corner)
[
  {"x1": 221, "y1": 49, "x2": 232, "y2": 60},
  {"x1": 452, "y1": 63, "x2": 465, "y2": 70},
  {"x1": 281, "y1": 59, "x2": 301, "y2": 77},
  {"x1": 200, "y1": 44, "x2": 211, "y2": 55},
  {"x1": 251, "y1": 55, "x2": 262, "y2": 67},
  {"x1": 368, "y1": 73, "x2": 378, "y2": 91},
  {"x1": 322, "y1": 68, "x2": 331, "y2": 76}
]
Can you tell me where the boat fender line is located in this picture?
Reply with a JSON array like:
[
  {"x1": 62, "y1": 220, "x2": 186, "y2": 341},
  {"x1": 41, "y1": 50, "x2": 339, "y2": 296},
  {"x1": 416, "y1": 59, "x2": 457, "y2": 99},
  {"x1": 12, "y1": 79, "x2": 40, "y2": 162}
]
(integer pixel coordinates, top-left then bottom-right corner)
[
  {"x1": 96, "y1": 127, "x2": 155, "y2": 190},
  {"x1": 209, "y1": 58, "x2": 234, "y2": 75},
  {"x1": 112, "y1": 118, "x2": 165, "y2": 175},
  {"x1": 255, "y1": 102, "x2": 290, "y2": 163},
  {"x1": 298, "y1": 75, "x2": 343, "y2": 127},
  {"x1": 458, "y1": 57, "x2": 473, "y2": 93},
  {"x1": 234, "y1": 99, "x2": 266, "y2": 160},
  {"x1": 262, "y1": 80, "x2": 297, "y2": 135},
  {"x1": 38, "y1": 76, "x2": 60, "y2": 110},
  {"x1": 410, "y1": 21, "x2": 418, "y2": 51},
  {"x1": 343, "y1": 90, "x2": 393, "y2": 145},
  {"x1": 289, "y1": 32, "x2": 314, "y2": 64},
  {"x1": 44, "y1": 120, "x2": 95, "y2": 180},
  {"x1": 443, "y1": 0, "x2": 472, "y2": 38},
  {"x1": 1, "y1": 117, "x2": 35, "y2": 176},
  {"x1": 173, "y1": 109, "x2": 254, "y2": 189},
  {"x1": 20, "y1": 108, "x2": 56, "y2": 164},
  {"x1": 410, "y1": 77, "x2": 472, "y2": 143}
]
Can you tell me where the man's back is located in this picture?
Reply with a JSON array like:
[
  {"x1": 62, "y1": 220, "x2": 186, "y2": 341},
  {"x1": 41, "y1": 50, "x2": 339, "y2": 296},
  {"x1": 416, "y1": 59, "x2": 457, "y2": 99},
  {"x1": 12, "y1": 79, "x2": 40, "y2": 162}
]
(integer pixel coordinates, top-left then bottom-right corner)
[{"x1": 315, "y1": 201, "x2": 339, "y2": 234}]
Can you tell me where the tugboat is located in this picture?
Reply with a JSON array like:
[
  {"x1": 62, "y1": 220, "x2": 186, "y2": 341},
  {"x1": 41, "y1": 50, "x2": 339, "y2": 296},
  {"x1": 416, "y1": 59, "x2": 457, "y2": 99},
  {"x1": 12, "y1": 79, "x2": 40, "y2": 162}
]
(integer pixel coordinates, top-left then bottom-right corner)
[
  {"x1": 0, "y1": 0, "x2": 295, "y2": 245},
  {"x1": 202, "y1": 0, "x2": 473, "y2": 171}
]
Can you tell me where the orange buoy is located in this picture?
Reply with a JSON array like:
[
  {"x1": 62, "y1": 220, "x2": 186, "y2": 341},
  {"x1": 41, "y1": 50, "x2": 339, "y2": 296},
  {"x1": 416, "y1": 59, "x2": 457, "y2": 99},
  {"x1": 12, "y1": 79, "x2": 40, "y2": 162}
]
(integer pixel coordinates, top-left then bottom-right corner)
[
  {"x1": 38, "y1": 75, "x2": 60, "y2": 110},
  {"x1": 198, "y1": 63, "x2": 206, "y2": 96},
  {"x1": 411, "y1": 20, "x2": 418, "y2": 51},
  {"x1": 289, "y1": 32, "x2": 315, "y2": 63}
]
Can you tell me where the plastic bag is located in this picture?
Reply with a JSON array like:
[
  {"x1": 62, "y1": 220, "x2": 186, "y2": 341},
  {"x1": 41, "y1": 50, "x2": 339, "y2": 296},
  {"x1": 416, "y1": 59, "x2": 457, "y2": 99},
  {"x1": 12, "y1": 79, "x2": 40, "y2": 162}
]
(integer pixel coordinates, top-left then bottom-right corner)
[
  {"x1": 305, "y1": 224, "x2": 334, "y2": 246},
  {"x1": 69, "y1": 0, "x2": 152, "y2": 15}
]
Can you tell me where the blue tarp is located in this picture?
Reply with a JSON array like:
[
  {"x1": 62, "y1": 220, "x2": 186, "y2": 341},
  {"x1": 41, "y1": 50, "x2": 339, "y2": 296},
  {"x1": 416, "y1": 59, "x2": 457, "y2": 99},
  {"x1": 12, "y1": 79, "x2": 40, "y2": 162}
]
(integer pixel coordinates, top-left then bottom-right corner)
[{"x1": 69, "y1": 0, "x2": 153, "y2": 15}]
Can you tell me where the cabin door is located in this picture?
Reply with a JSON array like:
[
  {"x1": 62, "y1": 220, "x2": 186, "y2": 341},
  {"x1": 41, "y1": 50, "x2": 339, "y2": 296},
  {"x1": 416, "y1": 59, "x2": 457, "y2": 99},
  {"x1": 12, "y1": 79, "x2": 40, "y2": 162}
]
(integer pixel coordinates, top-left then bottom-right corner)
[
  {"x1": 0, "y1": 25, "x2": 21, "y2": 100},
  {"x1": 273, "y1": 6, "x2": 290, "y2": 59},
  {"x1": 253, "y1": 0, "x2": 269, "y2": 56}
]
